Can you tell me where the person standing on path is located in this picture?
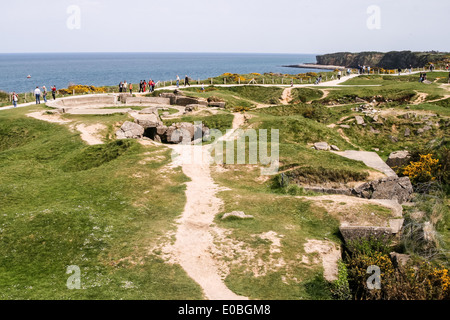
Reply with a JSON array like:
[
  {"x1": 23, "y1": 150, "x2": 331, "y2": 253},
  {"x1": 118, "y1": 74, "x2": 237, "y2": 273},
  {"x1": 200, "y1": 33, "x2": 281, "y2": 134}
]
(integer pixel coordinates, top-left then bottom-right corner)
[
  {"x1": 34, "y1": 86, "x2": 41, "y2": 104},
  {"x1": 337, "y1": 70, "x2": 341, "y2": 80},
  {"x1": 42, "y1": 86, "x2": 47, "y2": 103},
  {"x1": 119, "y1": 82, "x2": 123, "y2": 93},
  {"x1": 52, "y1": 85, "x2": 57, "y2": 100},
  {"x1": 129, "y1": 82, "x2": 133, "y2": 94},
  {"x1": 123, "y1": 81, "x2": 128, "y2": 93},
  {"x1": 143, "y1": 80, "x2": 147, "y2": 92},
  {"x1": 12, "y1": 92, "x2": 18, "y2": 107},
  {"x1": 185, "y1": 75, "x2": 190, "y2": 86},
  {"x1": 176, "y1": 75, "x2": 180, "y2": 88}
]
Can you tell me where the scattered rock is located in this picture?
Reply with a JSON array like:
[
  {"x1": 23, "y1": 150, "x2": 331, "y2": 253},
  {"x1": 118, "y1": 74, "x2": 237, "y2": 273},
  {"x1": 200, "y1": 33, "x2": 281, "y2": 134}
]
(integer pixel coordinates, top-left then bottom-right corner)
[
  {"x1": 352, "y1": 176, "x2": 413, "y2": 204},
  {"x1": 386, "y1": 151, "x2": 411, "y2": 168},
  {"x1": 314, "y1": 142, "x2": 330, "y2": 151},
  {"x1": 388, "y1": 135, "x2": 398, "y2": 143},
  {"x1": 221, "y1": 211, "x2": 254, "y2": 220},
  {"x1": 370, "y1": 126, "x2": 381, "y2": 134},
  {"x1": 330, "y1": 145, "x2": 340, "y2": 151},
  {"x1": 355, "y1": 116, "x2": 365, "y2": 125},
  {"x1": 208, "y1": 101, "x2": 226, "y2": 108},
  {"x1": 340, "y1": 125, "x2": 351, "y2": 129},
  {"x1": 116, "y1": 121, "x2": 145, "y2": 139},
  {"x1": 404, "y1": 128, "x2": 411, "y2": 137},
  {"x1": 390, "y1": 252, "x2": 411, "y2": 268}
]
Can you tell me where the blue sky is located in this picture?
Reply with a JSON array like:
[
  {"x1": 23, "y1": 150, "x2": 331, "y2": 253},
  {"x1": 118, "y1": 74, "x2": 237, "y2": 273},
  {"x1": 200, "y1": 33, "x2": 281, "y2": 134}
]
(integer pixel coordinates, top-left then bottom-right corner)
[{"x1": 1, "y1": 0, "x2": 448, "y2": 54}]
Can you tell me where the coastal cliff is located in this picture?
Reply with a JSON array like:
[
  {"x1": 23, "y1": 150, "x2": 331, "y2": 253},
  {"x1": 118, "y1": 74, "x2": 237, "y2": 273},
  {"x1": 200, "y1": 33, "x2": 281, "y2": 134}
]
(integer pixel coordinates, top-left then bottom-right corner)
[{"x1": 316, "y1": 51, "x2": 450, "y2": 69}]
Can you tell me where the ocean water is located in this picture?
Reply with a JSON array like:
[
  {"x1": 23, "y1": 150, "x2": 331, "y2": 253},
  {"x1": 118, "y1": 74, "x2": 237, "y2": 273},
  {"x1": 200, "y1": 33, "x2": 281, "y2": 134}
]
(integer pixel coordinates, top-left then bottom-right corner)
[{"x1": 0, "y1": 52, "x2": 322, "y2": 93}]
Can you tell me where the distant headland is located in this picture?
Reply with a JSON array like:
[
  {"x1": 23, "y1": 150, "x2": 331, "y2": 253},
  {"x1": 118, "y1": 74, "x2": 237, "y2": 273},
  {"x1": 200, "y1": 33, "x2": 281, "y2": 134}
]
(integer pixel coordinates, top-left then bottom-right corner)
[{"x1": 285, "y1": 51, "x2": 450, "y2": 70}]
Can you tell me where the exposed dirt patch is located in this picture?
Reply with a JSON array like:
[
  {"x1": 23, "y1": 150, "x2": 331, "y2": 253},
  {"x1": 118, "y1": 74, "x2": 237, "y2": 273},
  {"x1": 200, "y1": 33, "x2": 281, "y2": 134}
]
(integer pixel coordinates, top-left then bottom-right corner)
[
  {"x1": 75, "y1": 123, "x2": 106, "y2": 145},
  {"x1": 303, "y1": 239, "x2": 341, "y2": 281},
  {"x1": 27, "y1": 111, "x2": 71, "y2": 124},
  {"x1": 280, "y1": 87, "x2": 293, "y2": 105}
]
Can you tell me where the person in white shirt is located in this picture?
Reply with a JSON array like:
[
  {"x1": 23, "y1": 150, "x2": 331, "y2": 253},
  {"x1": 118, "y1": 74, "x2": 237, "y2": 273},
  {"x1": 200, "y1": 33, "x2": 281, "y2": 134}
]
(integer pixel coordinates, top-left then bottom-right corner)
[
  {"x1": 34, "y1": 86, "x2": 41, "y2": 104},
  {"x1": 12, "y1": 92, "x2": 18, "y2": 107}
]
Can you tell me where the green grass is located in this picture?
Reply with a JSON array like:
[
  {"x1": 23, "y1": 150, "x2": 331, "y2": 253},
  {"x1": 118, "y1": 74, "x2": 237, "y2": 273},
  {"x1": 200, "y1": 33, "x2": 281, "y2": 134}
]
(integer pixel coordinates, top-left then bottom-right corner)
[
  {"x1": 290, "y1": 88, "x2": 324, "y2": 103},
  {"x1": 0, "y1": 107, "x2": 203, "y2": 299}
]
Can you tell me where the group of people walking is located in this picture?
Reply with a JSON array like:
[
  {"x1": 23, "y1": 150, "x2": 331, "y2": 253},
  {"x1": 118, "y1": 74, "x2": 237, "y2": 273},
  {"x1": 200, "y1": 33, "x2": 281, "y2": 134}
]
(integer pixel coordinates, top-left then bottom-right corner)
[
  {"x1": 10, "y1": 85, "x2": 57, "y2": 107},
  {"x1": 119, "y1": 80, "x2": 157, "y2": 93},
  {"x1": 358, "y1": 65, "x2": 371, "y2": 74}
]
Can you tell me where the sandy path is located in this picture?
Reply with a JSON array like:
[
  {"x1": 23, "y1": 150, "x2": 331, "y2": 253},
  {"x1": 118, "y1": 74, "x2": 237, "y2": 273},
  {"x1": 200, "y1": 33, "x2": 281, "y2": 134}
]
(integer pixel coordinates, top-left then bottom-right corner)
[
  {"x1": 168, "y1": 113, "x2": 248, "y2": 300},
  {"x1": 75, "y1": 123, "x2": 106, "y2": 145},
  {"x1": 27, "y1": 111, "x2": 71, "y2": 124},
  {"x1": 280, "y1": 87, "x2": 293, "y2": 105}
]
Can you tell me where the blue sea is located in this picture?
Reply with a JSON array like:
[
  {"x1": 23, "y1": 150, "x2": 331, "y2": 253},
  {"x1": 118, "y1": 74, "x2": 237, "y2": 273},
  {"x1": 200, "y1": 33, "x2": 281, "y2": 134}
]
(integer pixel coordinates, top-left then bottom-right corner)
[{"x1": 0, "y1": 52, "x2": 323, "y2": 93}]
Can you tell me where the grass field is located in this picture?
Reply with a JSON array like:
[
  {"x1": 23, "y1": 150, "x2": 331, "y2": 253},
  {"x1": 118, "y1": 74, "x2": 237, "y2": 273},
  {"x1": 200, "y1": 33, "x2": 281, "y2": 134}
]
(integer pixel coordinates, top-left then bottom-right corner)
[{"x1": 0, "y1": 107, "x2": 204, "y2": 299}]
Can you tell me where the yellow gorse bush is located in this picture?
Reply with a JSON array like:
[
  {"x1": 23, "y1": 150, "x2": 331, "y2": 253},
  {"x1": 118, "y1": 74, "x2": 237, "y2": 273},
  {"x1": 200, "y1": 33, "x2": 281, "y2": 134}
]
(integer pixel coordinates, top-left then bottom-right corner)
[{"x1": 403, "y1": 154, "x2": 440, "y2": 183}]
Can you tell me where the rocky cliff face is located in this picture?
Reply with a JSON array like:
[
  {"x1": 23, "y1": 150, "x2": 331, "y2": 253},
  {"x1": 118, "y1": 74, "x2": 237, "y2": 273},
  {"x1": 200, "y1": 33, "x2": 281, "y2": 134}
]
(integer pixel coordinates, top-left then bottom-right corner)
[{"x1": 316, "y1": 51, "x2": 449, "y2": 69}]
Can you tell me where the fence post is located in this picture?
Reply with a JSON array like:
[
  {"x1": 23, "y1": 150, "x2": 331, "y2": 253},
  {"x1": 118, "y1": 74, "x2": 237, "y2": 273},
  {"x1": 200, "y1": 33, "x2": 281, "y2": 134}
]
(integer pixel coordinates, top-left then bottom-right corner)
[
  {"x1": 238, "y1": 78, "x2": 240, "y2": 85},
  {"x1": 211, "y1": 78, "x2": 213, "y2": 85},
  {"x1": 263, "y1": 78, "x2": 265, "y2": 85},
  {"x1": 224, "y1": 78, "x2": 226, "y2": 85},
  {"x1": 282, "y1": 78, "x2": 284, "y2": 84}
]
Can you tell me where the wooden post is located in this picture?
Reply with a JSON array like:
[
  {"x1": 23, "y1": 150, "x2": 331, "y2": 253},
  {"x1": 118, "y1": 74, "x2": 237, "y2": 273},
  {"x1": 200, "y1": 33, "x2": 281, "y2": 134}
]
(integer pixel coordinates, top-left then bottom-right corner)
[
  {"x1": 224, "y1": 78, "x2": 226, "y2": 85},
  {"x1": 263, "y1": 78, "x2": 265, "y2": 85},
  {"x1": 272, "y1": 78, "x2": 274, "y2": 84},
  {"x1": 238, "y1": 78, "x2": 240, "y2": 85},
  {"x1": 282, "y1": 78, "x2": 284, "y2": 84},
  {"x1": 211, "y1": 78, "x2": 213, "y2": 85}
]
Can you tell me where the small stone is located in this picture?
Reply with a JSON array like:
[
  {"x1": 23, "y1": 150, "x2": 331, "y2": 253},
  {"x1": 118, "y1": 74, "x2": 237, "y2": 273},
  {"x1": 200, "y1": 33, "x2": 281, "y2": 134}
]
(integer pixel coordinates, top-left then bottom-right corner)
[
  {"x1": 355, "y1": 116, "x2": 365, "y2": 125},
  {"x1": 314, "y1": 142, "x2": 330, "y2": 151},
  {"x1": 330, "y1": 145, "x2": 340, "y2": 151},
  {"x1": 404, "y1": 128, "x2": 411, "y2": 137}
]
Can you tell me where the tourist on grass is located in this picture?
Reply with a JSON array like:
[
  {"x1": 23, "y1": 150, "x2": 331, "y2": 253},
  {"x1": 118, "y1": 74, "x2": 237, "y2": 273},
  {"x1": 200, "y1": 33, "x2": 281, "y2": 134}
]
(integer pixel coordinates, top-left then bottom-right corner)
[
  {"x1": 176, "y1": 75, "x2": 180, "y2": 88},
  {"x1": 12, "y1": 92, "x2": 18, "y2": 107},
  {"x1": 42, "y1": 86, "x2": 47, "y2": 103},
  {"x1": 52, "y1": 85, "x2": 56, "y2": 100},
  {"x1": 34, "y1": 86, "x2": 41, "y2": 104},
  {"x1": 201, "y1": 83, "x2": 205, "y2": 92}
]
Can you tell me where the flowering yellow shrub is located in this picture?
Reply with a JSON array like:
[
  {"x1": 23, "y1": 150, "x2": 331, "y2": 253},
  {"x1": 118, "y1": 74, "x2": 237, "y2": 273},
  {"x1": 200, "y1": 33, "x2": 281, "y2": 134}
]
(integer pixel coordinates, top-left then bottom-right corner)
[
  {"x1": 59, "y1": 85, "x2": 106, "y2": 95},
  {"x1": 403, "y1": 154, "x2": 440, "y2": 183}
]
